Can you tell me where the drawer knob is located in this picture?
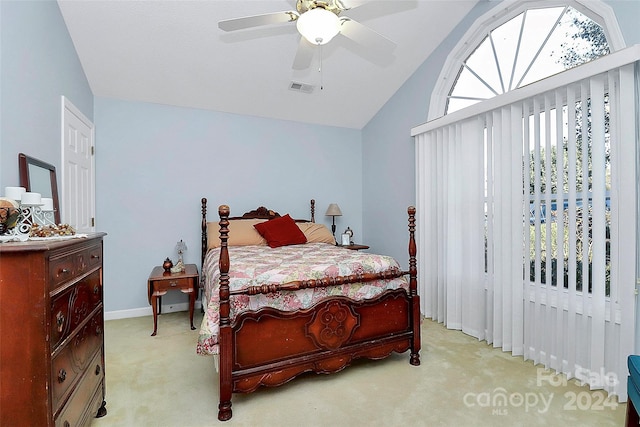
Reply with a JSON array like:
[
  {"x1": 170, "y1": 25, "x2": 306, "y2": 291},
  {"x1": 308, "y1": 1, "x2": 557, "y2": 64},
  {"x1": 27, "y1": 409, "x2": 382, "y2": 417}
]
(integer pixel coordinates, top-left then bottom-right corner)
[
  {"x1": 96, "y1": 326, "x2": 103, "y2": 336},
  {"x1": 91, "y1": 254, "x2": 100, "y2": 260},
  {"x1": 170, "y1": 282, "x2": 178, "y2": 287},
  {"x1": 59, "y1": 268, "x2": 70, "y2": 275},
  {"x1": 56, "y1": 312, "x2": 65, "y2": 332},
  {"x1": 58, "y1": 368, "x2": 67, "y2": 383},
  {"x1": 94, "y1": 285, "x2": 100, "y2": 295},
  {"x1": 95, "y1": 365, "x2": 101, "y2": 376}
]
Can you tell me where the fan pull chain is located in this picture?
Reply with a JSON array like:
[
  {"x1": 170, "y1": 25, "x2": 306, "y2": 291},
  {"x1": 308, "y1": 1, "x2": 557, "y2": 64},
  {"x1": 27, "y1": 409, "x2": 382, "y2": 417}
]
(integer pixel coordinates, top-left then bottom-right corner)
[{"x1": 318, "y1": 42, "x2": 324, "y2": 90}]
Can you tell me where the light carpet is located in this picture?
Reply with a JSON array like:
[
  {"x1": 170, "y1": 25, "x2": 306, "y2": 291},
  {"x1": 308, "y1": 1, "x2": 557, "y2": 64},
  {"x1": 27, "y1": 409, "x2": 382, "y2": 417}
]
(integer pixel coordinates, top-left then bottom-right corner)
[{"x1": 91, "y1": 311, "x2": 626, "y2": 426}]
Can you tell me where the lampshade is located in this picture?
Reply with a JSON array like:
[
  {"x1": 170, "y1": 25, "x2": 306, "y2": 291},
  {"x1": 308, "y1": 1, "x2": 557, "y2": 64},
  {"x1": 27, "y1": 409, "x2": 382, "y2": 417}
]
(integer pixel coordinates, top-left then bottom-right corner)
[
  {"x1": 325, "y1": 203, "x2": 342, "y2": 216},
  {"x1": 296, "y1": 7, "x2": 340, "y2": 45}
]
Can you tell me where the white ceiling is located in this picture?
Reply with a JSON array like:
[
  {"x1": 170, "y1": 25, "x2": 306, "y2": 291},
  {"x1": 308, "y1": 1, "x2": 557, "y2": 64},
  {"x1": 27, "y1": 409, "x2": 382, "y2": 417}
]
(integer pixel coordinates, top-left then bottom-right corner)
[{"x1": 57, "y1": 1, "x2": 479, "y2": 129}]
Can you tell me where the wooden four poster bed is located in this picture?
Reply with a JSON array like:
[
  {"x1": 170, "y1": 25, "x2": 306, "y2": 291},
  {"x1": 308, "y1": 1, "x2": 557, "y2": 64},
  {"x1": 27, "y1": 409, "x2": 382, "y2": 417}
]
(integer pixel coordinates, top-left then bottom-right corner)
[{"x1": 198, "y1": 198, "x2": 420, "y2": 421}]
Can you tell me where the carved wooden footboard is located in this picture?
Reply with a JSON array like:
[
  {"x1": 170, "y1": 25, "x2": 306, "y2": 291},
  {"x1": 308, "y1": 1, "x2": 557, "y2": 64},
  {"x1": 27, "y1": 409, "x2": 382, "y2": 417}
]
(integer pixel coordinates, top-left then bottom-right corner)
[{"x1": 200, "y1": 199, "x2": 420, "y2": 421}]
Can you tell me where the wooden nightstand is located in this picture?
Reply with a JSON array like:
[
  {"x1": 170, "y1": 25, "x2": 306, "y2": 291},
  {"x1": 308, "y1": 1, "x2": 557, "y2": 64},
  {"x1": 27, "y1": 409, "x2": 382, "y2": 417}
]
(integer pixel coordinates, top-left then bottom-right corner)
[
  {"x1": 147, "y1": 264, "x2": 199, "y2": 336},
  {"x1": 342, "y1": 244, "x2": 369, "y2": 251}
]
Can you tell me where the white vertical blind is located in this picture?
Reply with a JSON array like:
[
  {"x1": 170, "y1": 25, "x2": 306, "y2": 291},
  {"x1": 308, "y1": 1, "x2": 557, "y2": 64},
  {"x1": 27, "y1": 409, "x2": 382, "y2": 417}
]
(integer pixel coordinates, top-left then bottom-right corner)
[
  {"x1": 590, "y1": 74, "x2": 607, "y2": 382},
  {"x1": 612, "y1": 63, "x2": 637, "y2": 394},
  {"x1": 554, "y1": 89, "x2": 565, "y2": 373},
  {"x1": 412, "y1": 47, "x2": 639, "y2": 400},
  {"x1": 566, "y1": 83, "x2": 578, "y2": 376},
  {"x1": 485, "y1": 114, "x2": 495, "y2": 344}
]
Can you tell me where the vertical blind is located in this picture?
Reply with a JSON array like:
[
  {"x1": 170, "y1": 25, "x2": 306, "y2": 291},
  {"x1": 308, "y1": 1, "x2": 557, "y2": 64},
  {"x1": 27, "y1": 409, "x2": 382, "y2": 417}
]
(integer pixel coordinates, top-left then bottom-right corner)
[{"x1": 412, "y1": 46, "x2": 639, "y2": 399}]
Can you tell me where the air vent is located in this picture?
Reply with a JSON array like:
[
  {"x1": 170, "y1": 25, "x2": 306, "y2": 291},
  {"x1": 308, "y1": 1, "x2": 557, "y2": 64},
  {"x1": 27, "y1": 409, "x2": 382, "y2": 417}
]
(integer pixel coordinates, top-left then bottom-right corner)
[{"x1": 289, "y1": 81, "x2": 315, "y2": 94}]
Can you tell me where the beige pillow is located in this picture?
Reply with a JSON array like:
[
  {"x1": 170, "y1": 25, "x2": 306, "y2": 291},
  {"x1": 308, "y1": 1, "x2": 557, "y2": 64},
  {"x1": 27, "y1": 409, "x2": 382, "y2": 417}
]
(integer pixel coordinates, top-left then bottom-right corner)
[
  {"x1": 207, "y1": 219, "x2": 267, "y2": 249},
  {"x1": 297, "y1": 222, "x2": 336, "y2": 245}
]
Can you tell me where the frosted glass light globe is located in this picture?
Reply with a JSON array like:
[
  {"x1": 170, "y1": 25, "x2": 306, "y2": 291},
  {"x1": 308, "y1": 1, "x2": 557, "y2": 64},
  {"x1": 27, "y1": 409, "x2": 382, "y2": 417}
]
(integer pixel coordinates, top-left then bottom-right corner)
[{"x1": 296, "y1": 7, "x2": 340, "y2": 45}]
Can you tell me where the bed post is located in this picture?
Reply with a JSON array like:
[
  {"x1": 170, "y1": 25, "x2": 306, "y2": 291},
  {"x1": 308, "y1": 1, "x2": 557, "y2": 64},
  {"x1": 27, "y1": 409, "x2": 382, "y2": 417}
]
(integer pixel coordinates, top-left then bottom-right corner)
[
  {"x1": 217, "y1": 205, "x2": 233, "y2": 421},
  {"x1": 310, "y1": 199, "x2": 315, "y2": 223},
  {"x1": 201, "y1": 198, "x2": 208, "y2": 273},
  {"x1": 408, "y1": 206, "x2": 421, "y2": 366}
]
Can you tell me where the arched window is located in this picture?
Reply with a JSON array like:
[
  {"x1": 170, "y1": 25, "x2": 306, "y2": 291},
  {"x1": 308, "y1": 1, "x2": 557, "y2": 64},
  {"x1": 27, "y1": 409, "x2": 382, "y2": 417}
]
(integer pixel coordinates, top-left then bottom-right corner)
[
  {"x1": 415, "y1": 0, "x2": 636, "y2": 401},
  {"x1": 429, "y1": 0, "x2": 625, "y2": 118}
]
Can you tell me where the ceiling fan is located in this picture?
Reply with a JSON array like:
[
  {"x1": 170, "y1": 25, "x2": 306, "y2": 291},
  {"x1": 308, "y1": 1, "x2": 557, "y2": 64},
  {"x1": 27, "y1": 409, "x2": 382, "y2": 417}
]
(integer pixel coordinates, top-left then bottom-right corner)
[{"x1": 218, "y1": 0, "x2": 396, "y2": 70}]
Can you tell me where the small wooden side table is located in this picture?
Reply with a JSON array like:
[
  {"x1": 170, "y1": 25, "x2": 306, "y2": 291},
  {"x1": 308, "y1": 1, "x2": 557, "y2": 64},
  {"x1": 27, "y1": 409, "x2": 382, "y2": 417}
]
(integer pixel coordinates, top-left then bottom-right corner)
[
  {"x1": 342, "y1": 244, "x2": 369, "y2": 251},
  {"x1": 147, "y1": 264, "x2": 199, "y2": 336}
]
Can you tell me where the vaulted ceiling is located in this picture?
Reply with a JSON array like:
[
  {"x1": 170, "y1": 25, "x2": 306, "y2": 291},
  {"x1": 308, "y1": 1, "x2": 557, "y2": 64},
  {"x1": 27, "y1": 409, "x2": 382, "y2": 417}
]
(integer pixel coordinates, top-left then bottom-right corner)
[{"x1": 57, "y1": 1, "x2": 479, "y2": 129}]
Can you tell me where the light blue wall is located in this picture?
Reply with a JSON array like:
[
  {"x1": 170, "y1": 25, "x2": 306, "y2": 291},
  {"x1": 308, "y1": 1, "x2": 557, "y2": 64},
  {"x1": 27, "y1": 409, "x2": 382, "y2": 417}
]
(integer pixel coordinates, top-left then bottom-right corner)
[
  {"x1": 361, "y1": 1, "x2": 498, "y2": 269},
  {"x1": 361, "y1": 0, "x2": 640, "y2": 270},
  {"x1": 606, "y1": 0, "x2": 640, "y2": 46},
  {"x1": 0, "y1": 0, "x2": 362, "y2": 315},
  {"x1": 2, "y1": 0, "x2": 638, "y2": 316},
  {"x1": 95, "y1": 97, "x2": 362, "y2": 312},
  {"x1": 0, "y1": 0, "x2": 93, "y2": 189}
]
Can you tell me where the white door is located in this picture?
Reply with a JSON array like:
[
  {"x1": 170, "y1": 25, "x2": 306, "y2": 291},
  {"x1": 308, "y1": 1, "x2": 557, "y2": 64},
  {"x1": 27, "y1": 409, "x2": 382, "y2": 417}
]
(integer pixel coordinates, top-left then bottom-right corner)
[{"x1": 61, "y1": 96, "x2": 95, "y2": 232}]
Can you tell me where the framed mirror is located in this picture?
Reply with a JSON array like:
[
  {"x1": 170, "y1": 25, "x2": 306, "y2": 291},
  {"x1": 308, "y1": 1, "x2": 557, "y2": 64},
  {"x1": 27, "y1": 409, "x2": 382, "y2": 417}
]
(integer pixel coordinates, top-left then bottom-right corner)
[{"x1": 18, "y1": 153, "x2": 61, "y2": 224}]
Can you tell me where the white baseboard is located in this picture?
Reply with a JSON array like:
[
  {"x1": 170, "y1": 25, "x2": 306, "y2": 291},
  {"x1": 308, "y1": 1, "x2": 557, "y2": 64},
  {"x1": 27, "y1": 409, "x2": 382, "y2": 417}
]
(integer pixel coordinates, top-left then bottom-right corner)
[{"x1": 105, "y1": 301, "x2": 202, "y2": 321}]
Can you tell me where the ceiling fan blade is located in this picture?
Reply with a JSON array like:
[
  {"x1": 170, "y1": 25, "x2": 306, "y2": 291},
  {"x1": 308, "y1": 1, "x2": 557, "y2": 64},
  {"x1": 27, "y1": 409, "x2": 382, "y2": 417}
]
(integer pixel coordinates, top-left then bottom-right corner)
[
  {"x1": 218, "y1": 11, "x2": 298, "y2": 32},
  {"x1": 339, "y1": 17, "x2": 396, "y2": 54},
  {"x1": 335, "y1": 0, "x2": 369, "y2": 11},
  {"x1": 292, "y1": 37, "x2": 315, "y2": 70}
]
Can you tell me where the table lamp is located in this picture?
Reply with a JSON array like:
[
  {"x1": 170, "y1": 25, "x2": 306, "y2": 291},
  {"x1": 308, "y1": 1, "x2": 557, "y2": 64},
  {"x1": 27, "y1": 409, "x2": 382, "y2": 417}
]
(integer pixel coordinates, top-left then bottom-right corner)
[
  {"x1": 325, "y1": 203, "x2": 342, "y2": 238},
  {"x1": 175, "y1": 239, "x2": 187, "y2": 270}
]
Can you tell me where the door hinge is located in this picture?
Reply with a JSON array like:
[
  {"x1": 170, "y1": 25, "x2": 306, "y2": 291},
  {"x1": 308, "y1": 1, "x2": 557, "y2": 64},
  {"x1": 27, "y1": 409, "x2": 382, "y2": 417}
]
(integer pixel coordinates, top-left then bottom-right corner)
[
  {"x1": 91, "y1": 217, "x2": 95, "y2": 227},
  {"x1": 91, "y1": 146, "x2": 95, "y2": 155}
]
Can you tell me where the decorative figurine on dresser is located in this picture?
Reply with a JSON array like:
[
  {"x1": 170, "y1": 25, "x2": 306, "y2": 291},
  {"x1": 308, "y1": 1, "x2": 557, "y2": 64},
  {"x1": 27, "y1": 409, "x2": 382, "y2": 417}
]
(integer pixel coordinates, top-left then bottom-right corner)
[{"x1": 0, "y1": 232, "x2": 108, "y2": 426}]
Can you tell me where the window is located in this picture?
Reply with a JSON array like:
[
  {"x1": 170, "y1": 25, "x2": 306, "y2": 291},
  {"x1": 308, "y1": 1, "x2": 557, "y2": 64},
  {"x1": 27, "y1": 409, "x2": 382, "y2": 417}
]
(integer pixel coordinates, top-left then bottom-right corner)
[
  {"x1": 447, "y1": 5, "x2": 610, "y2": 114},
  {"x1": 525, "y1": 93, "x2": 611, "y2": 295},
  {"x1": 416, "y1": 0, "x2": 633, "y2": 399},
  {"x1": 449, "y1": 3, "x2": 614, "y2": 294}
]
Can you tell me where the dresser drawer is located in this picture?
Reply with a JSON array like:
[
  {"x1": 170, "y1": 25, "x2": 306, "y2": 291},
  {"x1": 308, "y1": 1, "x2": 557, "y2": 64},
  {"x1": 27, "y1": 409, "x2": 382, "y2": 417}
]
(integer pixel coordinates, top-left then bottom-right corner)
[
  {"x1": 49, "y1": 255, "x2": 76, "y2": 289},
  {"x1": 86, "y1": 244, "x2": 103, "y2": 270},
  {"x1": 51, "y1": 310, "x2": 104, "y2": 412},
  {"x1": 153, "y1": 276, "x2": 193, "y2": 293},
  {"x1": 55, "y1": 349, "x2": 104, "y2": 427},
  {"x1": 50, "y1": 269, "x2": 103, "y2": 349},
  {"x1": 49, "y1": 241, "x2": 103, "y2": 290}
]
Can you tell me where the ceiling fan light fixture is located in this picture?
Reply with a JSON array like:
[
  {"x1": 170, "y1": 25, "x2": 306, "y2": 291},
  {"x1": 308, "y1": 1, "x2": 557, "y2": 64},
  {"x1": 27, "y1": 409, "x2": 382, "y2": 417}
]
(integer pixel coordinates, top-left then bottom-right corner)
[{"x1": 296, "y1": 7, "x2": 340, "y2": 45}]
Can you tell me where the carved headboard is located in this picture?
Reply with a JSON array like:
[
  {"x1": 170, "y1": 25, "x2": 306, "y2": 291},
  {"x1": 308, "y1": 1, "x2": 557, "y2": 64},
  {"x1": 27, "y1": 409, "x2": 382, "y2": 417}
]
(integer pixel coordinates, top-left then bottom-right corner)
[{"x1": 200, "y1": 199, "x2": 316, "y2": 269}]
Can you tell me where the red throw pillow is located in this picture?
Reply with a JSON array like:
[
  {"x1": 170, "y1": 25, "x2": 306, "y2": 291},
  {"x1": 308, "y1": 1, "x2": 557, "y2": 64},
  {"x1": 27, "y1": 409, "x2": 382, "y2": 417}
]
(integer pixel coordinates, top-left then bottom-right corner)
[{"x1": 253, "y1": 214, "x2": 308, "y2": 248}]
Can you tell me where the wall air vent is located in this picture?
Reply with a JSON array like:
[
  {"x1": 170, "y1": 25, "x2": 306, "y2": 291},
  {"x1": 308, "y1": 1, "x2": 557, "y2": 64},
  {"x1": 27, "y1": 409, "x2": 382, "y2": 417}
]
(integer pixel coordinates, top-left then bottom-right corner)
[{"x1": 289, "y1": 81, "x2": 315, "y2": 94}]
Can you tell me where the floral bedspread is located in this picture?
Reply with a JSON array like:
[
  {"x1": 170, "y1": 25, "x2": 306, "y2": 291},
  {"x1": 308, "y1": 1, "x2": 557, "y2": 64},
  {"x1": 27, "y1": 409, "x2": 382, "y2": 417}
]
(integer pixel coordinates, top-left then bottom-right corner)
[{"x1": 196, "y1": 242, "x2": 408, "y2": 355}]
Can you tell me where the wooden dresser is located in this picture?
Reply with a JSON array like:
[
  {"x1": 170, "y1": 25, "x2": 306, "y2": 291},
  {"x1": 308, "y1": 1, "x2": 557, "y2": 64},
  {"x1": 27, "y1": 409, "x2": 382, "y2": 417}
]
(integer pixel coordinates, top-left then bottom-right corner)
[{"x1": 0, "y1": 233, "x2": 107, "y2": 426}]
